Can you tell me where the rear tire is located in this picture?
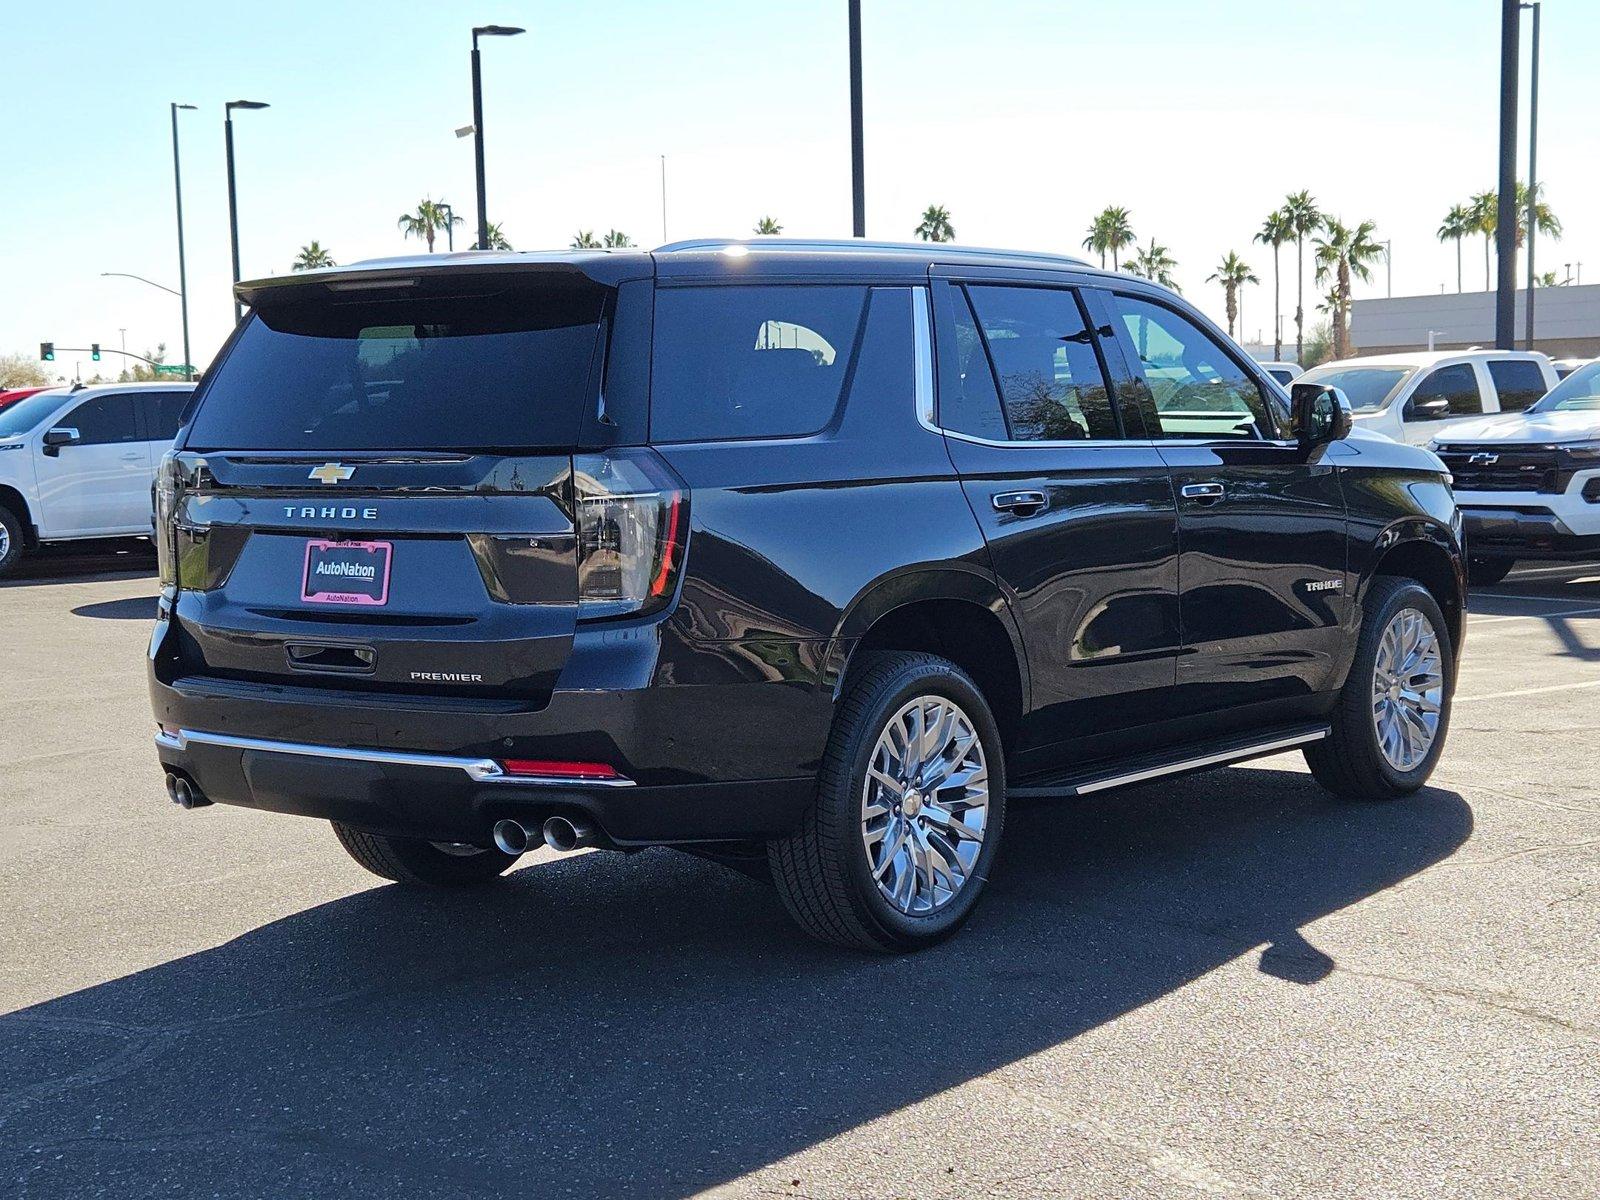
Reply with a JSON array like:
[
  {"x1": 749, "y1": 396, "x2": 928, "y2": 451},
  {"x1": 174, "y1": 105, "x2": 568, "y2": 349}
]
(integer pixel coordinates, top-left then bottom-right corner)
[
  {"x1": 0, "y1": 506, "x2": 24, "y2": 577},
  {"x1": 1306, "y1": 577, "x2": 1454, "y2": 801},
  {"x1": 331, "y1": 821, "x2": 519, "y2": 886},
  {"x1": 1467, "y1": 557, "x2": 1513, "y2": 586},
  {"x1": 769, "y1": 652, "x2": 1006, "y2": 953}
]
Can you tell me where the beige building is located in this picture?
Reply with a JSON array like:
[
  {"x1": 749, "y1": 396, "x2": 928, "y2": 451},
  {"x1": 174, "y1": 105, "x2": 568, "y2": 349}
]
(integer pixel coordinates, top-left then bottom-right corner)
[{"x1": 1350, "y1": 285, "x2": 1600, "y2": 358}]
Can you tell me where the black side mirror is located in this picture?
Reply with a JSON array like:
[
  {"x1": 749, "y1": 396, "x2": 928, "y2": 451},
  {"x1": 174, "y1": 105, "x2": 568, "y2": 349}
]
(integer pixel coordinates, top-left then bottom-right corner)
[
  {"x1": 42, "y1": 427, "x2": 80, "y2": 457},
  {"x1": 1405, "y1": 396, "x2": 1451, "y2": 422},
  {"x1": 1291, "y1": 384, "x2": 1352, "y2": 453}
]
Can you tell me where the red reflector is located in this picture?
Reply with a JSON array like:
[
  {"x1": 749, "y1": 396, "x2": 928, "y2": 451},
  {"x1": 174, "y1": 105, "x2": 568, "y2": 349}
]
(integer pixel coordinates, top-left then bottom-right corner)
[{"x1": 501, "y1": 759, "x2": 621, "y2": 780}]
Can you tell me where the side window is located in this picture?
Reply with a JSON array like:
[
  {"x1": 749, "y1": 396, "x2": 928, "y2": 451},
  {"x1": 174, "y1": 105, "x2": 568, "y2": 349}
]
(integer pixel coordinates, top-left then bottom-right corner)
[
  {"x1": 650, "y1": 285, "x2": 868, "y2": 442},
  {"x1": 1406, "y1": 364, "x2": 1482, "y2": 419},
  {"x1": 139, "y1": 391, "x2": 189, "y2": 442},
  {"x1": 964, "y1": 285, "x2": 1121, "y2": 441},
  {"x1": 62, "y1": 394, "x2": 141, "y2": 445},
  {"x1": 1486, "y1": 360, "x2": 1549, "y2": 412},
  {"x1": 1111, "y1": 294, "x2": 1273, "y2": 440},
  {"x1": 940, "y1": 287, "x2": 1009, "y2": 441}
]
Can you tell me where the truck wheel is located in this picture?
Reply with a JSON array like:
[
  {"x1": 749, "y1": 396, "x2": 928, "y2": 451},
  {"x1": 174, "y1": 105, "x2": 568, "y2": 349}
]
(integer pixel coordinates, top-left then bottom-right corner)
[
  {"x1": 331, "y1": 821, "x2": 518, "y2": 886},
  {"x1": 769, "y1": 652, "x2": 1005, "y2": 953},
  {"x1": 0, "y1": 506, "x2": 24, "y2": 577},
  {"x1": 1306, "y1": 577, "x2": 1454, "y2": 801},
  {"x1": 1466, "y1": 557, "x2": 1513, "y2": 586}
]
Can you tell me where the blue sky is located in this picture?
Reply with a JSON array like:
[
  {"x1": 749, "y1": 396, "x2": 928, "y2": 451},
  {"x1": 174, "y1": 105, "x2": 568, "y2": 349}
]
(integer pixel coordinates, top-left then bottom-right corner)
[{"x1": 5, "y1": 1, "x2": 1595, "y2": 379}]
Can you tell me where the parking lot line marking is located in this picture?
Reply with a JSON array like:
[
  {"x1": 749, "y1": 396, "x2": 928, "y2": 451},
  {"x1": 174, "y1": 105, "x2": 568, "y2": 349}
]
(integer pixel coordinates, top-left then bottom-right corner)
[
  {"x1": 1456, "y1": 679, "x2": 1600, "y2": 704},
  {"x1": 1477, "y1": 592, "x2": 1600, "y2": 604},
  {"x1": 1469, "y1": 604, "x2": 1600, "y2": 626}
]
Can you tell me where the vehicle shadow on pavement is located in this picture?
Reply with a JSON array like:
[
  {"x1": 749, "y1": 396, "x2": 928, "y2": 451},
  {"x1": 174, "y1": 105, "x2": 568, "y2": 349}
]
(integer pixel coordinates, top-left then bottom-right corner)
[
  {"x1": 69, "y1": 596, "x2": 159, "y2": 621},
  {"x1": 0, "y1": 543, "x2": 154, "y2": 588},
  {"x1": 0, "y1": 769, "x2": 1471, "y2": 1198}
]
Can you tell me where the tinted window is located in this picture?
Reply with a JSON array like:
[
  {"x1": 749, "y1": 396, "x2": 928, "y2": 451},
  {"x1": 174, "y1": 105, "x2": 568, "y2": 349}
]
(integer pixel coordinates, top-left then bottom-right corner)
[
  {"x1": 0, "y1": 392, "x2": 70, "y2": 438},
  {"x1": 651, "y1": 285, "x2": 867, "y2": 442},
  {"x1": 965, "y1": 285, "x2": 1120, "y2": 441},
  {"x1": 65, "y1": 394, "x2": 141, "y2": 445},
  {"x1": 1298, "y1": 365, "x2": 1413, "y2": 412},
  {"x1": 1532, "y1": 361, "x2": 1600, "y2": 412},
  {"x1": 1266, "y1": 367, "x2": 1296, "y2": 385},
  {"x1": 940, "y1": 288, "x2": 1008, "y2": 441},
  {"x1": 1486, "y1": 360, "x2": 1549, "y2": 412},
  {"x1": 139, "y1": 390, "x2": 191, "y2": 441},
  {"x1": 186, "y1": 283, "x2": 605, "y2": 451},
  {"x1": 1112, "y1": 295, "x2": 1272, "y2": 439},
  {"x1": 1407, "y1": 364, "x2": 1481, "y2": 418}
]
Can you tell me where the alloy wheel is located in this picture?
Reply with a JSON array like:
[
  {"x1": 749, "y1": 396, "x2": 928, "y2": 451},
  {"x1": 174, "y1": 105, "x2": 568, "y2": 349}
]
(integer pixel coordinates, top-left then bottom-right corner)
[
  {"x1": 861, "y1": 694, "x2": 989, "y2": 915},
  {"x1": 1371, "y1": 607, "x2": 1445, "y2": 772}
]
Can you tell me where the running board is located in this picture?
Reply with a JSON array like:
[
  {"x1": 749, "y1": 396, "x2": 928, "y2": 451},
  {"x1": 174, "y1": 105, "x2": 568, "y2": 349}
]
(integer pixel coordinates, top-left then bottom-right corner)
[{"x1": 1008, "y1": 724, "x2": 1330, "y2": 799}]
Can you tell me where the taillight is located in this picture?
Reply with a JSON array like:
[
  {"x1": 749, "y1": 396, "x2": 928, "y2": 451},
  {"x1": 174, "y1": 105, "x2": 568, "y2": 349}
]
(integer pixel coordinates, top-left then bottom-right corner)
[
  {"x1": 154, "y1": 451, "x2": 182, "y2": 589},
  {"x1": 573, "y1": 449, "x2": 688, "y2": 620}
]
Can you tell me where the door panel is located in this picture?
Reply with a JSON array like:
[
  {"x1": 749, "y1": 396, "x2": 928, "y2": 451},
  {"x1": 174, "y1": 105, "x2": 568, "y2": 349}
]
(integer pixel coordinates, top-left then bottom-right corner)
[{"x1": 34, "y1": 393, "x2": 151, "y2": 537}]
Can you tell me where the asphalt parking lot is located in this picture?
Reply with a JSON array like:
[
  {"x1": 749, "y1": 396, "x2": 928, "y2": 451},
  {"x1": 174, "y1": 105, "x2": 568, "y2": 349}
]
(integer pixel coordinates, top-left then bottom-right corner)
[{"x1": 1, "y1": 549, "x2": 1596, "y2": 1199}]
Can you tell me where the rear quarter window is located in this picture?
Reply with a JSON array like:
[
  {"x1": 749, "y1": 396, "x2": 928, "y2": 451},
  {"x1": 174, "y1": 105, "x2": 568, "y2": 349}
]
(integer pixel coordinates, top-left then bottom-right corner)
[
  {"x1": 1486, "y1": 360, "x2": 1549, "y2": 412},
  {"x1": 649, "y1": 285, "x2": 870, "y2": 442}
]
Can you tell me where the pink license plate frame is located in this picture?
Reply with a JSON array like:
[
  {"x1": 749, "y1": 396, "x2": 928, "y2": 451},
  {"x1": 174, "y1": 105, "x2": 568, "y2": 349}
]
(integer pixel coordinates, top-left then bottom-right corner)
[{"x1": 301, "y1": 539, "x2": 393, "y2": 606}]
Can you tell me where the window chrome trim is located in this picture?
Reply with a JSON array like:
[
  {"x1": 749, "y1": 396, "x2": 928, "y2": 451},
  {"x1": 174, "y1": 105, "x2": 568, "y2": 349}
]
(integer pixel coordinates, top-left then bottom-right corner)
[
  {"x1": 911, "y1": 286, "x2": 936, "y2": 429},
  {"x1": 154, "y1": 728, "x2": 636, "y2": 787}
]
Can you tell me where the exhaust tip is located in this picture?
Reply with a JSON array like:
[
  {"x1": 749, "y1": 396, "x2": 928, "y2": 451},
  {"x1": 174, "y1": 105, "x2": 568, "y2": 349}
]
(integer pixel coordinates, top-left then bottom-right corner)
[
  {"x1": 167, "y1": 774, "x2": 210, "y2": 809},
  {"x1": 165, "y1": 773, "x2": 182, "y2": 804},
  {"x1": 543, "y1": 815, "x2": 596, "y2": 853},
  {"x1": 492, "y1": 819, "x2": 533, "y2": 856}
]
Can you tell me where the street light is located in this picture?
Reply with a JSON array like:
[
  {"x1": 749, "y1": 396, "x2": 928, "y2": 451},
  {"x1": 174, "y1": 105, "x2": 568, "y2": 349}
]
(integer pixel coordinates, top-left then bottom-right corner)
[
  {"x1": 440, "y1": 202, "x2": 456, "y2": 252},
  {"x1": 170, "y1": 102, "x2": 196, "y2": 379},
  {"x1": 1521, "y1": 1, "x2": 1541, "y2": 349},
  {"x1": 848, "y1": 0, "x2": 865, "y2": 237},
  {"x1": 470, "y1": 24, "x2": 524, "y2": 251},
  {"x1": 1383, "y1": 239, "x2": 1392, "y2": 298},
  {"x1": 224, "y1": 99, "x2": 270, "y2": 323},
  {"x1": 101, "y1": 272, "x2": 181, "y2": 297}
]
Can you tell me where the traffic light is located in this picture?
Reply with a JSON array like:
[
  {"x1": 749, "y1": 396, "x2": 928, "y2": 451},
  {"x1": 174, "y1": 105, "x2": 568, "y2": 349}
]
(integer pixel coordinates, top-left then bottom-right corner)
[
  {"x1": 40, "y1": 342, "x2": 54, "y2": 362},
  {"x1": 91, "y1": 343, "x2": 101, "y2": 362}
]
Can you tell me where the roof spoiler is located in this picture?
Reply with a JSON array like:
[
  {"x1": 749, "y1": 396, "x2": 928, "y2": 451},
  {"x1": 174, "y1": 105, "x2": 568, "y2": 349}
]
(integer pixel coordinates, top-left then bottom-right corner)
[{"x1": 234, "y1": 254, "x2": 651, "y2": 308}]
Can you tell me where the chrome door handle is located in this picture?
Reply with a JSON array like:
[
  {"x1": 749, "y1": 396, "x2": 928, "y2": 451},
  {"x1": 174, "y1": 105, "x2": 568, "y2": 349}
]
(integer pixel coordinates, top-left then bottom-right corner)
[
  {"x1": 992, "y1": 490, "x2": 1048, "y2": 515},
  {"x1": 1180, "y1": 482, "x2": 1226, "y2": 502}
]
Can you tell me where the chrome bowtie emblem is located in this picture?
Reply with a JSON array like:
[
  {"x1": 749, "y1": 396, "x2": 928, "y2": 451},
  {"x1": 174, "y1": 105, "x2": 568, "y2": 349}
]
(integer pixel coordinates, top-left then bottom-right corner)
[
  {"x1": 1467, "y1": 452, "x2": 1499, "y2": 466},
  {"x1": 309, "y1": 462, "x2": 355, "y2": 484}
]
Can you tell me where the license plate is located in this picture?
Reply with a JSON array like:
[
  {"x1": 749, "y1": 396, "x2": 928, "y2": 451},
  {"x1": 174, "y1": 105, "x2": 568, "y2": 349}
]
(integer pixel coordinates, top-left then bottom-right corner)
[{"x1": 302, "y1": 539, "x2": 392, "y2": 606}]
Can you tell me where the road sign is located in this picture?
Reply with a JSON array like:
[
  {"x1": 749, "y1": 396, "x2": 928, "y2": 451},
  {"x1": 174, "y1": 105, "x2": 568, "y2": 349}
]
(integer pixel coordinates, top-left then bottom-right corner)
[{"x1": 152, "y1": 364, "x2": 193, "y2": 377}]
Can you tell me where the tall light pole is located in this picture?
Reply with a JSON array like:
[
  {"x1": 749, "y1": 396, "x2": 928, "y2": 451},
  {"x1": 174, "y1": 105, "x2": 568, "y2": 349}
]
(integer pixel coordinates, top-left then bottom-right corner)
[
  {"x1": 1383, "y1": 239, "x2": 1393, "y2": 297},
  {"x1": 1494, "y1": 0, "x2": 1520, "y2": 349},
  {"x1": 1522, "y1": 1, "x2": 1541, "y2": 349},
  {"x1": 848, "y1": 0, "x2": 865, "y2": 237},
  {"x1": 440, "y1": 202, "x2": 456, "y2": 252},
  {"x1": 471, "y1": 24, "x2": 524, "y2": 251},
  {"x1": 224, "y1": 99, "x2": 270, "y2": 324},
  {"x1": 170, "y1": 103, "x2": 196, "y2": 379}
]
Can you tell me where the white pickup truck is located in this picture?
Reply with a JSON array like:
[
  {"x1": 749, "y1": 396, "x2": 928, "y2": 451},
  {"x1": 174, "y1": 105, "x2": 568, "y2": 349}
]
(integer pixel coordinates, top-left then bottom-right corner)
[{"x1": 0, "y1": 381, "x2": 194, "y2": 576}]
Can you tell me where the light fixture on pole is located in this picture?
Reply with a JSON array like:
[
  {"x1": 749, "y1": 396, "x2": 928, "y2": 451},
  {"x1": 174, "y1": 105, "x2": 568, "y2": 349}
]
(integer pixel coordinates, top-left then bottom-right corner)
[
  {"x1": 470, "y1": 24, "x2": 524, "y2": 251},
  {"x1": 224, "y1": 99, "x2": 270, "y2": 324},
  {"x1": 170, "y1": 103, "x2": 197, "y2": 379}
]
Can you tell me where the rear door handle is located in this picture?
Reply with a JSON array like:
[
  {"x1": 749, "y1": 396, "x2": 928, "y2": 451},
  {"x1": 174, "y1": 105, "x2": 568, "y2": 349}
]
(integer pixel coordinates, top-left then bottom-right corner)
[
  {"x1": 1180, "y1": 482, "x2": 1226, "y2": 503},
  {"x1": 992, "y1": 490, "x2": 1048, "y2": 515}
]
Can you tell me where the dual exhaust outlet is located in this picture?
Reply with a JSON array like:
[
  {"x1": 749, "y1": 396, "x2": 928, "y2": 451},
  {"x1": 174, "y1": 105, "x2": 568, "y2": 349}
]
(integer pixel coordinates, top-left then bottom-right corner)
[
  {"x1": 493, "y1": 815, "x2": 599, "y2": 856},
  {"x1": 164, "y1": 772, "x2": 211, "y2": 810}
]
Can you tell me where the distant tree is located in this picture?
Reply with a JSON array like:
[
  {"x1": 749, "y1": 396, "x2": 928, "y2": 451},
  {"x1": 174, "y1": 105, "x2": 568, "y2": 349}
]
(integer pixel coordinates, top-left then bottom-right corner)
[
  {"x1": 1436, "y1": 203, "x2": 1473, "y2": 294},
  {"x1": 602, "y1": 229, "x2": 634, "y2": 248},
  {"x1": 570, "y1": 230, "x2": 602, "y2": 249},
  {"x1": 0, "y1": 352, "x2": 49, "y2": 388},
  {"x1": 397, "y1": 198, "x2": 461, "y2": 253},
  {"x1": 1125, "y1": 240, "x2": 1179, "y2": 291},
  {"x1": 1254, "y1": 208, "x2": 1294, "y2": 358},
  {"x1": 914, "y1": 205, "x2": 955, "y2": 243},
  {"x1": 1314, "y1": 217, "x2": 1384, "y2": 361},
  {"x1": 1100, "y1": 206, "x2": 1134, "y2": 270},
  {"x1": 292, "y1": 241, "x2": 336, "y2": 271},
  {"x1": 1468, "y1": 191, "x2": 1498, "y2": 290},
  {"x1": 1302, "y1": 319, "x2": 1334, "y2": 368},
  {"x1": 753, "y1": 216, "x2": 783, "y2": 235},
  {"x1": 1464, "y1": 184, "x2": 1560, "y2": 292},
  {"x1": 1535, "y1": 270, "x2": 1563, "y2": 287},
  {"x1": 484, "y1": 222, "x2": 512, "y2": 250},
  {"x1": 1282, "y1": 190, "x2": 1324, "y2": 365},
  {"x1": 1207, "y1": 251, "x2": 1259, "y2": 339},
  {"x1": 129, "y1": 343, "x2": 168, "y2": 382}
]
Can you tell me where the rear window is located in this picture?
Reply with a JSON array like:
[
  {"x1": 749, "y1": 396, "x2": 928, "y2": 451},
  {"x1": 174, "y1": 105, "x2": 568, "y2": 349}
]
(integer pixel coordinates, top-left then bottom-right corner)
[
  {"x1": 185, "y1": 281, "x2": 605, "y2": 452},
  {"x1": 650, "y1": 285, "x2": 869, "y2": 442},
  {"x1": 1486, "y1": 359, "x2": 1549, "y2": 412}
]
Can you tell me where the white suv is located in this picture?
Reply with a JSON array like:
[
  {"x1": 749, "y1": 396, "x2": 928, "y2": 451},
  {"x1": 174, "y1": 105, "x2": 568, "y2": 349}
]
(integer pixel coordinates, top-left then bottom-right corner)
[
  {"x1": 0, "y1": 382, "x2": 194, "y2": 576},
  {"x1": 1431, "y1": 361, "x2": 1600, "y2": 584},
  {"x1": 1298, "y1": 350, "x2": 1557, "y2": 446}
]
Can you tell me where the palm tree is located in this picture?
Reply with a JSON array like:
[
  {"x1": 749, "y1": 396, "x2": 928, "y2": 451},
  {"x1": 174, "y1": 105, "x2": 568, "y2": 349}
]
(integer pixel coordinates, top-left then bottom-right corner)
[
  {"x1": 570, "y1": 231, "x2": 602, "y2": 249},
  {"x1": 753, "y1": 216, "x2": 783, "y2": 235},
  {"x1": 1207, "y1": 252, "x2": 1259, "y2": 339},
  {"x1": 914, "y1": 205, "x2": 955, "y2": 243},
  {"x1": 1082, "y1": 212, "x2": 1111, "y2": 268},
  {"x1": 1468, "y1": 191, "x2": 1498, "y2": 290},
  {"x1": 1314, "y1": 217, "x2": 1384, "y2": 361},
  {"x1": 602, "y1": 229, "x2": 633, "y2": 248},
  {"x1": 1437, "y1": 203, "x2": 1473, "y2": 293},
  {"x1": 1101, "y1": 206, "x2": 1134, "y2": 270},
  {"x1": 291, "y1": 241, "x2": 336, "y2": 272},
  {"x1": 484, "y1": 222, "x2": 512, "y2": 250},
  {"x1": 1125, "y1": 240, "x2": 1179, "y2": 291},
  {"x1": 1282, "y1": 190, "x2": 1323, "y2": 366},
  {"x1": 1254, "y1": 209, "x2": 1293, "y2": 358},
  {"x1": 396, "y1": 198, "x2": 461, "y2": 253}
]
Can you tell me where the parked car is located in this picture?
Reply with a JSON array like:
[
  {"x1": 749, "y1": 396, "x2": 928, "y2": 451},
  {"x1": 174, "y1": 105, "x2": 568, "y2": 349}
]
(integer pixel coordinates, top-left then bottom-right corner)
[
  {"x1": 1432, "y1": 359, "x2": 1600, "y2": 584},
  {"x1": 150, "y1": 240, "x2": 1465, "y2": 952},
  {"x1": 0, "y1": 387, "x2": 50, "y2": 411},
  {"x1": 1258, "y1": 361, "x2": 1303, "y2": 386},
  {"x1": 0, "y1": 382, "x2": 194, "y2": 576},
  {"x1": 1551, "y1": 357, "x2": 1591, "y2": 380},
  {"x1": 1298, "y1": 350, "x2": 1557, "y2": 445}
]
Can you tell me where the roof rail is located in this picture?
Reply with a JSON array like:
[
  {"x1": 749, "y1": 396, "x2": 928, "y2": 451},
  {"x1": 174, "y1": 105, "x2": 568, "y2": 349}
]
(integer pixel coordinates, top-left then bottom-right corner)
[{"x1": 654, "y1": 237, "x2": 1090, "y2": 268}]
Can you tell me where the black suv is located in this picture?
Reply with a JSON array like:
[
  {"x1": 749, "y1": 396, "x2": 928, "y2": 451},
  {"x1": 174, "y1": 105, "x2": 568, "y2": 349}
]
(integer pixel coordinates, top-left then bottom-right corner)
[{"x1": 150, "y1": 239, "x2": 1465, "y2": 952}]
